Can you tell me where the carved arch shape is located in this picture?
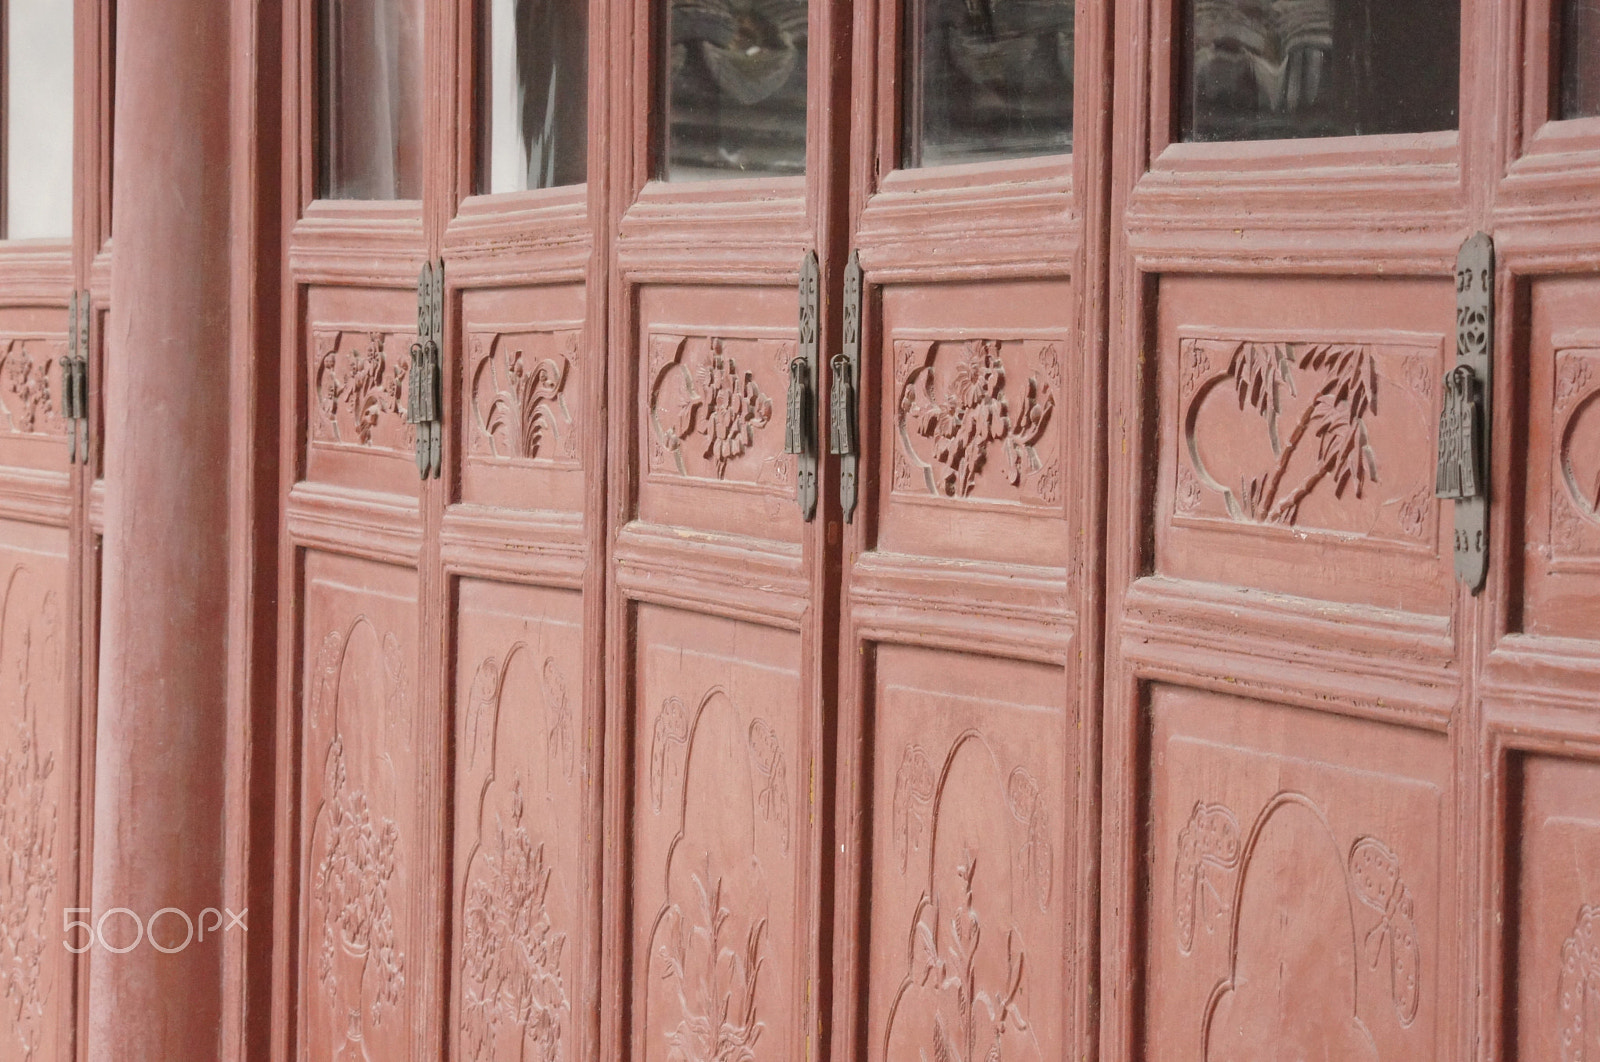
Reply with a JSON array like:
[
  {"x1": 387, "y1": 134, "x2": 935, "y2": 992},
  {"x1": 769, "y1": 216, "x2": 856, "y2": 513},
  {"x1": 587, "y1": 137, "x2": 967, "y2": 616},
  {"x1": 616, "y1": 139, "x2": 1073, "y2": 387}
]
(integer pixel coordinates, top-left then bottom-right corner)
[
  {"x1": 1558, "y1": 386, "x2": 1600, "y2": 527},
  {"x1": 458, "y1": 642, "x2": 576, "y2": 1062},
  {"x1": 305, "y1": 615, "x2": 409, "y2": 1050},
  {"x1": 881, "y1": 730, "x2": 1048, "y2": 1062},
  {"x1": 641, "y1": 686, "x2": 783, "y2": 1062},
  {"x1": 1200, "y1": 793, "x2": 1378, "y2": 1062}
]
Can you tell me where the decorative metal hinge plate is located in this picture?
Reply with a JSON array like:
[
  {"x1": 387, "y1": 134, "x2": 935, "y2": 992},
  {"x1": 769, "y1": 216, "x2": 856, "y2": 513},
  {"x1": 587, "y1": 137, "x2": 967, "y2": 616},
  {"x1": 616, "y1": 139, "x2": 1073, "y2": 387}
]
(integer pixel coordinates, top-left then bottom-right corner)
[
  {"x1": 831, "y1": 250, "x2": 862, "y2": 523},
  {"x1": 409, "y1": 259, "x2": 444, "y2": 480},
  {"x1": 1437, "y1": 232, "x2": 1492, "y2": 593},
  {"x1": 64, "y1": 290, "x2": 90, "y2": 465},
  {"x1": 787, "y1": 249, "x2": 819, "y2": 521}
]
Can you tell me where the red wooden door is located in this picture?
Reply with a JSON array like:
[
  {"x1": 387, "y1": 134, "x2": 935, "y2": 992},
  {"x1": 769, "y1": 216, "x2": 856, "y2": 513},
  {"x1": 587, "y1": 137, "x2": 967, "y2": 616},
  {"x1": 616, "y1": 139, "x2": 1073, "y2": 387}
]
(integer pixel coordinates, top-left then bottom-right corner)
[
  {"x1": 0, "y1": 2, "x2": 112, "y2": 1060},
  {"x1": 272, "y1": 1, "x2": 605, "y2": 1059},
  {"x1": 1100, "y1": 0, "x2": 1600, "y2": 1058},
  {"x1": 827, "y1": 1, "x2": 1109, "y2": 1061}
]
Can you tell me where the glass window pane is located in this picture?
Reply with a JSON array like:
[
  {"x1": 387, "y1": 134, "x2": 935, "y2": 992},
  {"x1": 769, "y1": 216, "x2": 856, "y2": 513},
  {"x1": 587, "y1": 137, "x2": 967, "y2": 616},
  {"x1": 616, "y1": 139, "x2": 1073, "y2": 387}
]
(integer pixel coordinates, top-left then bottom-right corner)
[
  {"x1": 903, "y1": 0, "x2": 1075, "y2": 168},
  {"x1": 6, "y1": 0, "x2": 74, "y2": 239},
  {"x1": 1181, "y1": 0, "x2": 1459, "y2": 142},
  {"x1": 479, "y1": 0, "x2": 588, "y2": 192},
  {"x1": 1562, "y1": 0, "x2": 1600, "y2": 118},
  {"x1": 663, "y1": 0, "x2": 808, "y2": 180},
  {"x1": 318, "y1": 0, "x2": 424, "y2": 200}
]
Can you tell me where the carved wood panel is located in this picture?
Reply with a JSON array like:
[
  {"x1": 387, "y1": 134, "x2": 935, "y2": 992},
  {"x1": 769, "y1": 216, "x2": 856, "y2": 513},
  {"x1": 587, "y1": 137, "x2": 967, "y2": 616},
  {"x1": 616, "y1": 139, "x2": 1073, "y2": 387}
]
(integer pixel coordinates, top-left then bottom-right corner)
[
  {"x1": 303, "y1": 285, "x2": 425, "y2": 499},
  {"x1": 1511, "y1": 755, "x2": 1600, "y2": 1062},
  {"x1": 452, "y1": 580, "x2": 586, "y2": 1062},
  {"x1": 0, "y1": 306, "x2": 74, "y2": 474},
  {"x1": 1142, "y1": 686, "x2": 1451, "y2": 1062},
  {"x1": 0, "y1": 526, "x2": 69, "y2": 1062},
  {"x1": 864, "y1": 647, "x2": 1069, "y2": 1062},
  {"x1": 628, "y1": 605, "x2": 804, "y2": 1062},
  {"x1": 297, "y1": 552, "x2": 420, "y2": 1062},
  {"x1": 1155, "y1": 276, "x2": 1456, "y2": 613}
]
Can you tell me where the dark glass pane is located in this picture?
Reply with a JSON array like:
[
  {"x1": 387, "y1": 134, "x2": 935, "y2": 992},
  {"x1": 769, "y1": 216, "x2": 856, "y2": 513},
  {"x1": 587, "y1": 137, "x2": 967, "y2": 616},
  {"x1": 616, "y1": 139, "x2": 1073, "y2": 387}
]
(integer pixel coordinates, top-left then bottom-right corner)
[
  {"x1": 318, "y1": 0, "x2": 425, "y2": 199},
  {"x1": 1562, "y1": 0, "x2": 1600, "y2": 118},
  {"x1": 478, "y1": 0, "x2": 588, "y2": 192},
  {"x1": 5, "y1": 0, "x2": 74, "y2": 238},
  {"x1": 903, "y1": 0, "x2": 1075, "y2": 167},
  {"x1": 1181, "y1": 0, "x2": 1459, "y2": 142},
  {"x1": 663, "y1": 0, "x2": 808, "y2": 180}
]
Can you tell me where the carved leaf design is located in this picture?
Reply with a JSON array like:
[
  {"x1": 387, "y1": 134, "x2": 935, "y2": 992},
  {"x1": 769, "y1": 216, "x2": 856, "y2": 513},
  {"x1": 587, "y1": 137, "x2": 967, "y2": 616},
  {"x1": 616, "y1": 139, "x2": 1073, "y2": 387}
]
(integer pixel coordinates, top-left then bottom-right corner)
[
  {"x1": 473, "y1": 332, "x2": 576, "y2": 462},
  {"x1": 0, "y1": 657, "x2": 57, "y2": 1060},
  {"x1": 656, "y1": 866, "x2": 767, "y2": 1062}
]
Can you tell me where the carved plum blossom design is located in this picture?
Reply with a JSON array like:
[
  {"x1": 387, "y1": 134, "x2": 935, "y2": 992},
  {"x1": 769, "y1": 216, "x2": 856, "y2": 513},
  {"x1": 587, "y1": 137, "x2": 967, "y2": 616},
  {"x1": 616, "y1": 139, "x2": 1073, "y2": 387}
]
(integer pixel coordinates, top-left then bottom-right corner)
[
  {"x1": 460, "y1": 777, "x2": 569, "y2": 1062},
  {"x1": 0, "y1": 341, "x2": 56, "y2": 436},
  {"x1": 0, "y1": 697, "x2": 56, "y2": 1060},
  {"x1": 1173, "y1": 802, "x2": 1240, "y2": 955},
  {"x1": 906, "y1": 851, "x2": 1032, "y2": 1062},
  {"x1": 898, "y1": 339, "x2": 1055, "y2": 498},
  {"x1": 656, "y1": 865, "x2": 767, "y2": 1062},
  {"x1": 1555, "y1": 490, "x2": 1590, "y2": 553},
  {"x1": 1558, "y1": 357, "x2": 1595, "y2": 415},
  {"x1": 892, "y1": 744, "x2": 936, "y2": 874},
  {"x1": 746, "y1": 720, "x2": 789, "y2": 854},
  {"x1": 1397, "y1": 487, "x2": 1432, "y2": 540},
  {"x1": 654, "y1": 339, "x2": 773, "y2": 479},
  {"x1": 1348, "y1": 836, "x2": 1421, "y2": 1027},
  {"x1": 313, "y1": 331, "x2": 411, "y2": 448},
  {"x1": 470, "y1": 332, "x2": 578, "y2": 462},
  {"x1": 1180, "y1": 341, "x2": 1213, "y2": 402},
  {"x1": 314, "y1": 735, "x2": 405, "y2": 1029},
  {"x1": 1175, "y1": 462, "x2": 1204, "y2": 515},
  {"x1": 1561, "y1": 905, "x2": 1600, "y2": 1062}
]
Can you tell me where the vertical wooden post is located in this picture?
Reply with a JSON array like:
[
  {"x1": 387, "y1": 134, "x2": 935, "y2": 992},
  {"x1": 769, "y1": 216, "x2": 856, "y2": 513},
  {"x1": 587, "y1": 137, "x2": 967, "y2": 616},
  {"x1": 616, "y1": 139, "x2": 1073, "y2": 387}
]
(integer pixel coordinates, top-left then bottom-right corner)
[{"x1": 86, "y1": 0, "x2": 231, "y2": 1056}]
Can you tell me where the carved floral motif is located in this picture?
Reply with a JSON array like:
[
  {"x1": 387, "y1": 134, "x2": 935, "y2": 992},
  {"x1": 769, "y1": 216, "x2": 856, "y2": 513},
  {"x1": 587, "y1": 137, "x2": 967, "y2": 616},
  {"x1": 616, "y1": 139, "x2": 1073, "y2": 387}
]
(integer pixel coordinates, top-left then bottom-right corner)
[
  {"x1": 656, "y1": 865, "x2": 767, "y2": 1062},
  {"x1": 469, "y1": 331, "x2": 579, "y2": 463},
  {"x1": 1005, "y1": 768, "x2": 1053, "y2": 913},
  {"x1": 746, "y1": 720, "x2": 790, "y2": 854},
  {"x1": 896, "y1": 339, "x2": 1057, "y2": 501},
  {"x1": 649, "y1": 336, "x2": 781, "y2": 481},
  {"x1": 1173, "y1": 802, "x2": 1240, "y2": 955},
  {"x1": 892, "y1": 745, "x2": 936, "y2": 874},
  {"x1": 1561, "y1": 905, "x2": 1600, "y2": 1062},
  {"x1": 0, "y1": 341, "x2": 58, "y2": 436},
  {"x1": 0, "y1": 684, "x2": 56, "y2": 1061},
  {"x1": 461, "y1": 778, "x2": 569, "y2": 1062},
  {"x1": 312, "y1": 331, "x2": 412, "y2": 449}
]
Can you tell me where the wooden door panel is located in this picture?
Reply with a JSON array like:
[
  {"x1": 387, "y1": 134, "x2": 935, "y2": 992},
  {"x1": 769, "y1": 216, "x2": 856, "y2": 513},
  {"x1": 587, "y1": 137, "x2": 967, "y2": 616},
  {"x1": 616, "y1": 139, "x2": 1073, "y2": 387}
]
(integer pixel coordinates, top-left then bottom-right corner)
[
  {"x1": 296, "y1": 551, "x2": 421, "y2": 1061},
  {"x1": 1520, "y1": 276, "x2": 1600, "y2": 640},
  {"x1": 1155, "y1": 275, "x2": 1455, "y2": 614},
  {"x1": 0, "y1": 521, "x2": 71, "y2": 1062},
  {"x1": 458, "y1": 284, "x2": 587, "y2": 514},
  {"x1": 629, "y1": 603, "x2": 804, "y2": 1062},
  {"x1": 1141, "y1": 686, "x2": 1452, "y2": 1062},
  {"x1": 1508, "y1": 753, "x2": 1600, "y2": 1062},
  {"x1": 637, "y1": 284, "x2": 805, "y2": 543},
  {"x1": 305, "y1": 284, "x2": 424, "y2": 499},
  {"x1": 862, "y1": 646, "x2": 1069, "y2": 1062},
  {"x1": 877, "y1": 280, "x2": 1072, "y2": 567},
  {"x1": 451, "y1": 577, "x2": 586, "y2": 1062},
  {"x1": 0, "y1": 307, "x2": 72, "y2": 474}
]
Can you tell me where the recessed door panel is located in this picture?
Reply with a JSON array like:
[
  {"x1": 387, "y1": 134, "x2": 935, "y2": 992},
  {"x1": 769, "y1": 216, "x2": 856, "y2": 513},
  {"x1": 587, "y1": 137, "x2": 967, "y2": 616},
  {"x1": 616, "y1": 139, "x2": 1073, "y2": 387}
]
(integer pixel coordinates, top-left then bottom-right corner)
[
  {"x1": 1155, "y1": 275, "x2": 1454, "y2": 614},
  {"x1": 629, "y1": 603, "x2": 804, "y2": 1062},
  {"x1": 863, "y1": 645, "x2": 1070, "y2": 1062},
  {"x1": 458, "y1": 285, "x2": 587, "y2": 513},
  {"x1": 296, "y1": 551, "x2": 421, "y2": 1061},
  {"x1": 1142, "y1": 685, "x2": 1451, "y2": 1062},
  {"x1": 451, "y1": 578, "x2": 587, "y2": 1062}
]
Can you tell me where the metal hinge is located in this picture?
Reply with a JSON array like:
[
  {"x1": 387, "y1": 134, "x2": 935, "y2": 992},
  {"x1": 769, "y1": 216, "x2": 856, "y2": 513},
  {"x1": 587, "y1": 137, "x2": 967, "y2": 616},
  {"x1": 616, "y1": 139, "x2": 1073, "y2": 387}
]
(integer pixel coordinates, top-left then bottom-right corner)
[
  {"x1": 409, "y1": 259, "x2": 444, "y2": 480},
  {"x1": 831, "y1": 250, "x2": 862, "y2": 523},
  {"x1": 1436, "y1": 232, "x2": 1492, "y2": 594},
  {"x1": 787, "y1": 250, "x2": 819, "y2": 521},
  {"x1": 63, "y1": 290, "x2": 90, "y2": 465}
]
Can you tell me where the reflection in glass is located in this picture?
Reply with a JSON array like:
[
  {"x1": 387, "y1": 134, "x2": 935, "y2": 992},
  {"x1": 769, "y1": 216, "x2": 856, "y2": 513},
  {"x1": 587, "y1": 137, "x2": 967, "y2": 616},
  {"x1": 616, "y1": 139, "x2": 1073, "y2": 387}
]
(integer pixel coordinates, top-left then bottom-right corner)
[
  {"x1": 480, "y1": 0, "x2": 588, "y2": 192},
  {"x1": 5, "y1": 0, "x2": 74, "y2": 239},
  {"x1": 903, "y1": 0, "x2": 1074, "y2": 167},
  {"x1": 663, "y1": 0, "x2": 808, "y2": 180},
  {"x1": 1182, "y1": 0, "x2": 1459, "y2": 141},
  {"x1": 318, "y1": 0, "x2": 425, "y2": 199},
  {"x1": 1562, "y1": 0, "x2": 1600, "y2": 118}
]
